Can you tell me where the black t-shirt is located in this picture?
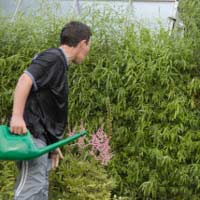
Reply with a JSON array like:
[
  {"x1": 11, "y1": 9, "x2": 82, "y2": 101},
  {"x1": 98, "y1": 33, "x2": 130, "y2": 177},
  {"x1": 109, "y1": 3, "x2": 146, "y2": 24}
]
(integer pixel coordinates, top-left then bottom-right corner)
[{"x1": 23, "y1": 48, "x2": 68, "y2": 144}]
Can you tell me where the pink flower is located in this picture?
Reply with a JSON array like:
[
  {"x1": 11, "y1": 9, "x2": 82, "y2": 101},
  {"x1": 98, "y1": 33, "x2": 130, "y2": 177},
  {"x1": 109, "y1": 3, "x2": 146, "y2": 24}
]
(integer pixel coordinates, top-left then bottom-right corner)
[
  {"x1": 89, "y1": 128, "x2": 113, "y2": 166},
  {"x1": 67, "y1": 122, "x2": 113, "y2": 166}
]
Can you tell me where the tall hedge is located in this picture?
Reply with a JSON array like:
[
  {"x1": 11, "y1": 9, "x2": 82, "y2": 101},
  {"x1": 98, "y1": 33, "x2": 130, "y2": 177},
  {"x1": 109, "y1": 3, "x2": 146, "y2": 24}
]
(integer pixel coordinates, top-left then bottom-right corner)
[
  {"x1": 1, "y1": 0, "x2": 200, "y2": 199},
  {"x1": 179, "y1": 0, "x2": 200, "y2": 66}
]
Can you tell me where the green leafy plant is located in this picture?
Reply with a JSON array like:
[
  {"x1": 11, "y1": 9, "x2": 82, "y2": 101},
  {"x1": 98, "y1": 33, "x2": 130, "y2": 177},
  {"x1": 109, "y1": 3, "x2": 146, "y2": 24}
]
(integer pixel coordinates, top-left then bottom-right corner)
[
  {"x1": 0, "y1": 161, "x2": 16, "y2": 200},
  {"x1": 49, "y1": 147, "x2": 115, "y2": 200}
]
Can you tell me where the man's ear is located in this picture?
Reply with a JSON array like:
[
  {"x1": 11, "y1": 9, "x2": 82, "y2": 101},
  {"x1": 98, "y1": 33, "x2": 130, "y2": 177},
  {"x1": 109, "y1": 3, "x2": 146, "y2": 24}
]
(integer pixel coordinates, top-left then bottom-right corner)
[
  {"x1": 79, "y1": 40, "x2": 87, "y2": 47},
  {"x1": 75, "y1": 40, "x2": 87, "y2": 55},
  {"x1": 75, "y1": 40, "x2": 85, "y2": 51}
]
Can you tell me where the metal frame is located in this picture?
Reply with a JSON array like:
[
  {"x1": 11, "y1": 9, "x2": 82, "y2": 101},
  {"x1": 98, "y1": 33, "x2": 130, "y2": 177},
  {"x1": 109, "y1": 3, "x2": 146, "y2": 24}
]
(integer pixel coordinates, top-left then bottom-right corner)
[
  {"x1": 168, "y1": 0, "x2": 179, "y2": 34},
  {"x1": 11, "y1": 0, "x2": 22, "y2": 22}
]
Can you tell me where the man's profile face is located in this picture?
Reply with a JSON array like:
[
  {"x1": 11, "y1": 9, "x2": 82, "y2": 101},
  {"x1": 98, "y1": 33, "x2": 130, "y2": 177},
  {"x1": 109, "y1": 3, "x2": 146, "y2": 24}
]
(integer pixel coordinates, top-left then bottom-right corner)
[{"x1": 74, "y1": 40, "x2": 91, "y2": 64}]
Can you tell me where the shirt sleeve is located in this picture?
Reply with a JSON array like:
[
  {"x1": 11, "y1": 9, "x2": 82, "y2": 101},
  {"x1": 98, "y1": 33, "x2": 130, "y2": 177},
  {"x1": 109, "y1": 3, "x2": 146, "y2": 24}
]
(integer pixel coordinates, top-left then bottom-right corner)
[{"x1": 24, "y1": 51, "x2": 60, "y2": 91}]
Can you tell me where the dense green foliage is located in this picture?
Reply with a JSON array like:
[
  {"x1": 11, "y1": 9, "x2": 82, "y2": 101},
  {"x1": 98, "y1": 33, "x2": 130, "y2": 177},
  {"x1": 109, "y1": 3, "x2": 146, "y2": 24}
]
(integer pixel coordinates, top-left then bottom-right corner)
[
  {"x1": 179, "y1": 0, "x2": 200, "y2": 66},
  {"x1": 0, "y1": 161, "x2": 17, "y2": 199},
  {"x1": 1, "y1": 0, "x2": 200, "y2": 199},
  {"x1": 49, "y1": 146, "x2": 114, "y2": 200}
]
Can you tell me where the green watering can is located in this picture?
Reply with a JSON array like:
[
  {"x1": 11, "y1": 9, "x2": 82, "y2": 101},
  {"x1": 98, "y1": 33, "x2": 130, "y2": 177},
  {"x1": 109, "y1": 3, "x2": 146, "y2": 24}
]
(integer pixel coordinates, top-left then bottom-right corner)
[{"x1": 0, "y1": 125, "x2": 87, "y2": 161}]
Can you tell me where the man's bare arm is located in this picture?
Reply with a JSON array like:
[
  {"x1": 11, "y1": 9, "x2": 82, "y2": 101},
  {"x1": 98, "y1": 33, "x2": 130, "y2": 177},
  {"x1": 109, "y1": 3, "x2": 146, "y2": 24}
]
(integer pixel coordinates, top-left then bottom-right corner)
[{"x1": 10, "y1": 73, "x2": 33, "y2": 134}]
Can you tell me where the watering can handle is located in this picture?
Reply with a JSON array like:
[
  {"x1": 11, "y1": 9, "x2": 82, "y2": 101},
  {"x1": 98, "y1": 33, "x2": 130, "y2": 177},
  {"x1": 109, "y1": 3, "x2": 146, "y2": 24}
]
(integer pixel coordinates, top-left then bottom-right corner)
[{"x1": 8, "y1": 127, "x2": 31, "y2": 136}]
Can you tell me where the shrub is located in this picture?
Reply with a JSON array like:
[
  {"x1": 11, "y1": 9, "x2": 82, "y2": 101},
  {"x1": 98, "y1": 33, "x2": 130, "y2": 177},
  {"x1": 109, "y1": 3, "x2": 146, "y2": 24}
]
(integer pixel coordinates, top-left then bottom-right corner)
[
  {"x1": 0, "y1": 161, "x2": 16, "y2": 199},
  {"x1": 179, "y1": 0, "x2": 200, "y2": 65},
  {"x1": 49, "y1": 147, "x2": 114, "y2": 200}
]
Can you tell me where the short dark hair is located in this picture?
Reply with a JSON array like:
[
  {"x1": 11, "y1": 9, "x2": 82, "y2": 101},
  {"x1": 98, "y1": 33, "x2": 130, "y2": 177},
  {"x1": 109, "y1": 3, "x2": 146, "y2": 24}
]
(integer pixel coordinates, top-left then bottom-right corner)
[{"x1": 60, "y1": 21, "x2": 92, "y2": 47}]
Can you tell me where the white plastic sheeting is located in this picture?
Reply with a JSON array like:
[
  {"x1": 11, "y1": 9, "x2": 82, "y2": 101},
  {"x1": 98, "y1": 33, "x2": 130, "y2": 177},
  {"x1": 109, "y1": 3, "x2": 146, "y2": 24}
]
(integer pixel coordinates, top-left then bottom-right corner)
[{"x1": 0, "y1": 0, "x2": 178, "y2": 30}]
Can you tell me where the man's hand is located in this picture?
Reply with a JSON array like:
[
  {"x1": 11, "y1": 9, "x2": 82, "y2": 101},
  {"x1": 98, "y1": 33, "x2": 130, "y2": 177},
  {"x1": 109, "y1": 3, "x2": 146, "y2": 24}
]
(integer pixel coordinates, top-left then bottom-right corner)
[
  {"x1": 51, "y1": 148, "x2": 64, "y2": 169},
  {"x1": 10, "y1": 115, "x2": 27, "y2": 134}
]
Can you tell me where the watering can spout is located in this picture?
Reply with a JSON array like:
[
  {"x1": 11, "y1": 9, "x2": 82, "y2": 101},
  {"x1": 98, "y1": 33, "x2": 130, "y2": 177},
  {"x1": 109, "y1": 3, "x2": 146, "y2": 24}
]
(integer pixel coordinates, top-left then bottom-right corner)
[
  {"x1": 0, "y1": 125, "x2": 87, "y2": 160},
  {"x1": 37, "y1": 130, "x2": 87, "y2": 156}
]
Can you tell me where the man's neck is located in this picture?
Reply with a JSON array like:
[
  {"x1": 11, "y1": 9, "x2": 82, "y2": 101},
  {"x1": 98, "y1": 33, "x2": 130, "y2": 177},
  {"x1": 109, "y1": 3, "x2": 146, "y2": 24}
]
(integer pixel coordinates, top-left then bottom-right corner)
[{"x1": 59, "y1": 45, "x2": 75, "y2": 64}]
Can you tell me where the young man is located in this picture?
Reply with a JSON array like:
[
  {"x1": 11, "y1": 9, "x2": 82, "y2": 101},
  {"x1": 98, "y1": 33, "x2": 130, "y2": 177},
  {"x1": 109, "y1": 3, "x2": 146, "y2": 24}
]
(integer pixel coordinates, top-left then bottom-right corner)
[{"x1": 10, "y1": 21, "x2": 92, "y2": 200}]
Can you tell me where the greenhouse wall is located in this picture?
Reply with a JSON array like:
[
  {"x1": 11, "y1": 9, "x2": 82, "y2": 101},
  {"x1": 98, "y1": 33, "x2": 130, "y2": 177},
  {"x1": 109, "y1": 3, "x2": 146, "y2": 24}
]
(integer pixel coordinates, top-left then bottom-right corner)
[{"x1": 0, "y1": 0, "x2": 177, "y2": 29}]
